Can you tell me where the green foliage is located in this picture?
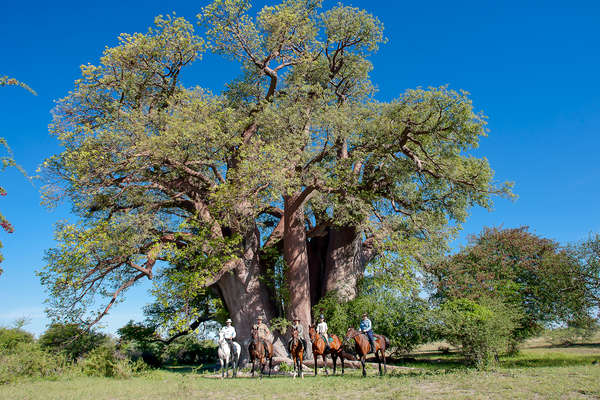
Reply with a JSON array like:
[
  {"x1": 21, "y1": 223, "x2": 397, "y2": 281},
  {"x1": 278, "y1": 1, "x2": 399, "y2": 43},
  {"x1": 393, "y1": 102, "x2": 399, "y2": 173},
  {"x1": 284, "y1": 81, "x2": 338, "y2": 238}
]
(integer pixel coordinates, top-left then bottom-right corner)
[
  {"x1": 78, "y1": 345, "x2": 147, "y2": 378},
  {"x1": 162, "y1": 336, "x2": 217, "y2": 366},
  {"x1": 0, "y1": 342, "x2": 67, "y2": 384},
  {"x1": 38, "y1": 323, "x2": 111, "y2": 360},
  {"x1": 565, "y1": 233, "x2": 600, "y2": 312},
  {"x1": 0, "y1": 327, "x2": 34, "y2": 352},
  {"x1": 314, "y1": 283, "x2": 434, "y2": 353},
  {"x1": 117, "y1": 321, "x2": 164, "y2": 367},
  {"x1": 437, "y1": 297, "x2": 518, "y2": 369},
  {"x1": 428, "y1": 227, "x2": 591, "y2": 345}
]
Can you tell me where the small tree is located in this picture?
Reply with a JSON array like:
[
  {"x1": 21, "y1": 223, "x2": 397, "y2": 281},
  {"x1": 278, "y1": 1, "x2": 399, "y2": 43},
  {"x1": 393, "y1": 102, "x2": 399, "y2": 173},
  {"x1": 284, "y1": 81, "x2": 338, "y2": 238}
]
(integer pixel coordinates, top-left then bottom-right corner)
[
  {"x1": 428, "y1": 227, "x2": 591, "y2": 348},
  {"x1": 39, "y1": 323, "x2": 110, "y2": 360},
  {"x1": 437, "y1": 297, "x2": 517, "y2": 369}
]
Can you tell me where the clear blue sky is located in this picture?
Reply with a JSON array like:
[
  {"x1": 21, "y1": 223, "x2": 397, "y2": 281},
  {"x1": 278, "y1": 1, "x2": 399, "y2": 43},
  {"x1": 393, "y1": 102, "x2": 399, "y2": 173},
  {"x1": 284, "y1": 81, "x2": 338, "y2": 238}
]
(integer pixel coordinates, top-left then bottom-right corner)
[{"x1": 1, "y1": 0, "x2": 599, "y2": 336}]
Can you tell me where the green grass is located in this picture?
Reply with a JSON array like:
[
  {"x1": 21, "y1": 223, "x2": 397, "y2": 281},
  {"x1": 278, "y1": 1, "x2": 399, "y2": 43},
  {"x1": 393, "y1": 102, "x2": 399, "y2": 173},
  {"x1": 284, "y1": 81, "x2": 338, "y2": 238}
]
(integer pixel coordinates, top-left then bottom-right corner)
[{"x1": 2, "y1": 340, "x2": 600, "y2": 399}]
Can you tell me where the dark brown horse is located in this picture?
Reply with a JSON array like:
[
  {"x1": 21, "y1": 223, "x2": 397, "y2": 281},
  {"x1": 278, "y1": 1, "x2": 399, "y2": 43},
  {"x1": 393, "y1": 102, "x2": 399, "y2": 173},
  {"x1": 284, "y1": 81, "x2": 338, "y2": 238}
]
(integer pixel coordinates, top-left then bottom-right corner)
[
  {"x1": 248, "y1": 328, "x2": 273, "y2": 377},
  {"x1": 345, "y1": 327, "x2": 389, "y2": 377},
  {"x1": 308, "y1": 325, "x2": 345, "y2": 376},
  {"x1": 289, "y1": 330, "x2": 304, "y2": 378}
]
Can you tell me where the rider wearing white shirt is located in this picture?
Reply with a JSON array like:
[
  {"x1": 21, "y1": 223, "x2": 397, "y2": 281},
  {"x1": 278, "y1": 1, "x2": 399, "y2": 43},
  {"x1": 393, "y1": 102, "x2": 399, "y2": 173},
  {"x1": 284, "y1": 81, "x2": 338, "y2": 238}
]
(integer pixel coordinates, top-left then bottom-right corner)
[
  {"x1": 317, "y1": 314, "x2": 330, "y2": 351},
  {"x1": 220, "y1": 319, "x2": 236, "y2": 351}
]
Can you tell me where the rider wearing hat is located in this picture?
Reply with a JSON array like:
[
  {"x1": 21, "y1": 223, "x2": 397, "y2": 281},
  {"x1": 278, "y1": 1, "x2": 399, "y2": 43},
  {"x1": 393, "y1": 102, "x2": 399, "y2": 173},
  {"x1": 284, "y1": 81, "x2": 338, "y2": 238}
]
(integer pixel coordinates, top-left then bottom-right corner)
[
  {"x1": 253, "y1": 315, "x2": 271, "y2": 356},
  {"x1": 219, "y1": 318, "x2": 237, "y2": 353},
  {"x1": 316, "y1": 314, "x2": 330, "y2": 351},
  {"x1": 360, "y1": 313, "x2": 376, "y2": 353},
  {"x1": 288, "y1": 316, "x2": 306, "y2": 353}
]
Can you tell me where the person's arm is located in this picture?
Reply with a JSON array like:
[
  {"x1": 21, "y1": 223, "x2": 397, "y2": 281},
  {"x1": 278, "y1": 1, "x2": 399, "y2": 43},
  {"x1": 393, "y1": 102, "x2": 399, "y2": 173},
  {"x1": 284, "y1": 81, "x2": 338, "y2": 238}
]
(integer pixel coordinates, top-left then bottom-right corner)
[{"x1": 232, "y1": 327, "x2": 236, "y2": 339}]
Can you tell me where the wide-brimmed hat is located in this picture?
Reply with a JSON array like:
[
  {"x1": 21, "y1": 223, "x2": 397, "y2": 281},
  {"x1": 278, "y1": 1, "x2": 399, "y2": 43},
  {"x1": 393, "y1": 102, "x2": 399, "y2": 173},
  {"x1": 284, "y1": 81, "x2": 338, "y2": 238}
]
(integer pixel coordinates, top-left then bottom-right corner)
[
  {"x1": 319, "y1": 314, "x2": 325, "y2": 319},
  {"x1": 257, "y1": 315, "x2": 264, "y2": 320},
  {"x1": 362, "y1": 313, "x2": 368, "y2": 317},
  {"x1": 225, "y1": 318, "x2": 232, "y2": 323},
  {"x1": 293, "y1": 316, "x2": 300, "y2": 321}
]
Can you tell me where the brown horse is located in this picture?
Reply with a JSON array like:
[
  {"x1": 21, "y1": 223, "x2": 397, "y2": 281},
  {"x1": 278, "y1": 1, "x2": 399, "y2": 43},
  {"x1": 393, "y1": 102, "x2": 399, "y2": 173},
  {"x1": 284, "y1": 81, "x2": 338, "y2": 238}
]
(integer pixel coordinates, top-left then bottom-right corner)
[
  {"x1": 289, "y1": 330, "x2": 304, "y2": 379},
  {"x1": 308, "y1": 325, "x2": 345, "y2": 376},
  {"x1": 345, "y1": 327, "x2": 389, "y2": 377},
  {"x1": 248, "y1": 328, "x2": 273, "y2": 377}
]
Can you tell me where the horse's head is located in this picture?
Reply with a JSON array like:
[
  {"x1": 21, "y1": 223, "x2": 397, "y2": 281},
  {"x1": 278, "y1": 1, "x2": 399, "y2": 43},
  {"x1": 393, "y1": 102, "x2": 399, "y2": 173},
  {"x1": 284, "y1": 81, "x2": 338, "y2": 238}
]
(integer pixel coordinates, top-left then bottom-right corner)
[
  {"x1": 345, "y1": 327, "x2": 357, "y2": 341},
  {"x1": 218, "y1": 331, "x2": 225, "y2": 343},
  {"x1": 308, "y1": 324, "x2": 317, "y2": 341},
  {"x1": 251, "y1": 327, "x2": 260, "y2": 342}
]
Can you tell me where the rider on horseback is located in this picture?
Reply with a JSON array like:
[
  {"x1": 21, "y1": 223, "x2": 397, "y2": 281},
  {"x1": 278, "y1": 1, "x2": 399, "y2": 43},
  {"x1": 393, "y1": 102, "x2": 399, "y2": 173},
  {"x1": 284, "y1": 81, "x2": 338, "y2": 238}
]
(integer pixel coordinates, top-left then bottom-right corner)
[
  {"x1": 253, "y1": 315, "x2": 271, "y2": 357},
  {"x1": 316, "y1": 314, "x2": 330, "y2": 352},
  {"x1": 219, "y1": 318, "x2": 236, "y2": 353},
  {"x1": 360, "y1": 313, "x2": 376, "y2": 353},
  {"x1": 287, "y1": 316, "x2": 307, "y2": 353}
]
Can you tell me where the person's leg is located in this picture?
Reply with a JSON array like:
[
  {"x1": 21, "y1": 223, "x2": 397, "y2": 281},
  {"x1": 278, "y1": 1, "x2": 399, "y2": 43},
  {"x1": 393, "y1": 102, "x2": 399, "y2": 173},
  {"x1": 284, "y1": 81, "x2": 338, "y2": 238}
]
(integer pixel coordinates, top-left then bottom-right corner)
[{"x1": 367, "y1": 330, "x2": 375, "y2": 353}]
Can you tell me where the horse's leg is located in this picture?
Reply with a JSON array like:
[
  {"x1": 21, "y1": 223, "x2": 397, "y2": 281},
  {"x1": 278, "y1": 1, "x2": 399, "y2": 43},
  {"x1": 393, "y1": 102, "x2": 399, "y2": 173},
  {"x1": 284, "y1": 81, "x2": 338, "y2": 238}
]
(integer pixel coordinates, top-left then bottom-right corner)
[
  {"x1": 251, "y1": 358, "x2": 255, "y2": 377},
  {"x1": 376, "y1": 349, "x2": 382, "y2": 376},
  {"x1": 220, "y1": 358, "x2": 224, "y2": 379},
  {"x1": 268, "y1": 356, "x2": 272, "y2": 377},
  {"x1": 382, "y1": 345, "x2": 387, "y2": 375},
  {"x1": 332, "y1": 353, "x2": 337, "y2": 376},
  {"x1": 300, "y1": 353, "x2": 304, "y2": 379},
  {"x1": 361, "y1": 355, "x2": 367, "y2": 377},
  {"x1": 314, "y1": 354, "x2": 318, "y2": 376},
  {"x1": 323, "y1": 354, "x2": 329, "y2": 376},
  {"x1": 341, "y1": 350, "x2": 345, "y2": 376}
]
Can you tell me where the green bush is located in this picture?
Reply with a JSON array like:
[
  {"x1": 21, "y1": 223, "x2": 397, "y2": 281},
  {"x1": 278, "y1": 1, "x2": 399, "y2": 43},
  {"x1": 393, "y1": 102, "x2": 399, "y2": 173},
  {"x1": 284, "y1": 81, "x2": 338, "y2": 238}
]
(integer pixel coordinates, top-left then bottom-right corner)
[
  {"x1": 163, "y1": 336, "x2": 217, "y2": 365},
  {"x1": 39, "y1": 323, "x2": 111, "y2": 360},
  {"x1": 117, "y1": 321, "x2": 164, "y2": 367},
  {"x1": 0, "y1": 327, "x2": 34, "y2": 351},
  {"x1": 547, "y1": 324, "x2": 598, "y2": 346},
  {"x1": 0, "y1": 342, "x2": 68, "y2": 384},
  {"x1": 78, "y1": 345, "x2": 147, "y2": 378},
  {"x1": 314, "y1": 288, "x2": 434, "y2": 354},
  {"x1": 437, "y1": 297, "x2": 518, "y2": 369}
]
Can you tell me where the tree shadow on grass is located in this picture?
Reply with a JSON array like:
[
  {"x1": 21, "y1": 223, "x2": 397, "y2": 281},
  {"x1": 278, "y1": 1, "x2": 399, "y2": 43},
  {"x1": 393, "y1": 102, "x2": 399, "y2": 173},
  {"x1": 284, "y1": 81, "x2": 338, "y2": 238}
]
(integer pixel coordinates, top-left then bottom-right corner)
[{"x1": 500, "y1": 355, "x2": 599, "y2": 368}]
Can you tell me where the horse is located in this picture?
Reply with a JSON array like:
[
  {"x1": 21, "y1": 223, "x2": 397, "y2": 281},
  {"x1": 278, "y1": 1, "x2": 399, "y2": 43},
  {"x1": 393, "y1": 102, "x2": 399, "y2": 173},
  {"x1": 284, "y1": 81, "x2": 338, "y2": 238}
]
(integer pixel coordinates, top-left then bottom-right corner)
[
  {"x1": 248, "y1": 328, "x2": 273, "y2": 377},
  {"x1": 288, "y1": 330, "x2": 304, "y2": 379},
  {"x1": 217, "y1": 331, "x2": 241, "y2": 378},
  {"x1": 345, "y1": 327, "x2": 389, "y2": 377},
  {"x1": 308, "y1": 325, "x2": 345, "y2": 376}
]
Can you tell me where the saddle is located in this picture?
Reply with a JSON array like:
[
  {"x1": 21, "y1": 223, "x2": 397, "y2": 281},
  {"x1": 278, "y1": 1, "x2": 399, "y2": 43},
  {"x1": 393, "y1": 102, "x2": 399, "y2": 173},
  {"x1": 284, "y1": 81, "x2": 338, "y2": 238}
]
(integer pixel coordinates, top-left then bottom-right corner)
[{"x1": 362, "y1": 333, "x2": 376, "y2": 353}]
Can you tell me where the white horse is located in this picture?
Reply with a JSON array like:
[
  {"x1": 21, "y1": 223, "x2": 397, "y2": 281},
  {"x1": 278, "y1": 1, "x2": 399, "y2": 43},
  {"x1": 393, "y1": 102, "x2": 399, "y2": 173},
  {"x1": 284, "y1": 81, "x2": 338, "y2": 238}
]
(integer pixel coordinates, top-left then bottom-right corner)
[{"x1": 218, "y1": 332, "x2": 241, "y2": 378}]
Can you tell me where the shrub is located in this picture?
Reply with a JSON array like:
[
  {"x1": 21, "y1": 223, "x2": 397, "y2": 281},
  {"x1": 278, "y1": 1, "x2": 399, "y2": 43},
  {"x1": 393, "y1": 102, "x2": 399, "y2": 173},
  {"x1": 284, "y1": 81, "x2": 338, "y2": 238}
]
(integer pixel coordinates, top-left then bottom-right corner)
[
  {"x1": 314, "y1": 288, "x2": 434, "y2": 354},
  {"x1": 78, "y1": 345, "x2": 147, "y2": 378},
  {"x1": 547, "y1": 321, "x2": 598, "y2": 346},
  {"x1": 0, "y1": 342, "x2": 68, "y2": 384},
  {"x1": 117, "y1": 321, "x2": 164, "y2": 367},
  {"x1": 0, "y1": 327, "x2": 34, "y2": 351},
  {"x1": 162, "y1": 336, "x2": 217, "y2": 365},
  {"x1": 39, "y1": 323, "x2": 111, "y2": 360},
  {"x1": 437, "y1": 297, "x2": 518, "y2": 369}
]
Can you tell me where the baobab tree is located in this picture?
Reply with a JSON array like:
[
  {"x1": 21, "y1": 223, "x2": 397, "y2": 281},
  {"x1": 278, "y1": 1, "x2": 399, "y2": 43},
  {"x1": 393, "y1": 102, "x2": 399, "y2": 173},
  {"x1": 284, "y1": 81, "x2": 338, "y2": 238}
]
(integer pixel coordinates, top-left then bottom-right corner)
[{"x1": 39, "y1": 0, "x2": 511, "y2": 357}]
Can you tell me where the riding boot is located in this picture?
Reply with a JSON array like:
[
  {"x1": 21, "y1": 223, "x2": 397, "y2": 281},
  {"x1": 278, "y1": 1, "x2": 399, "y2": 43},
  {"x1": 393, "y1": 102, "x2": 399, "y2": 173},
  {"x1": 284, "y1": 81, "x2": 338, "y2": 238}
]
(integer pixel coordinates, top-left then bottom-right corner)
[{"x1": 368, "y1": 337, "x2": 375, "y2": 353}]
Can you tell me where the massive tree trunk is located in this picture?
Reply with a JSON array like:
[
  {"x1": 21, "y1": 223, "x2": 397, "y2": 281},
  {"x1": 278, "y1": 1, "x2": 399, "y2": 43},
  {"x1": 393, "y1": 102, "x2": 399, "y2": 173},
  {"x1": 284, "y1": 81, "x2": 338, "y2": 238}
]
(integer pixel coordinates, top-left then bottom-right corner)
[
  {"x1": 283, "y1": 194, "x2": 312, "y2": 329},
  {"x1": 307, "y1": 226, "x2": 368, "y2": 305},
  {"x1": 215, "y1": 226, "x2": 286, "y2": 361}
]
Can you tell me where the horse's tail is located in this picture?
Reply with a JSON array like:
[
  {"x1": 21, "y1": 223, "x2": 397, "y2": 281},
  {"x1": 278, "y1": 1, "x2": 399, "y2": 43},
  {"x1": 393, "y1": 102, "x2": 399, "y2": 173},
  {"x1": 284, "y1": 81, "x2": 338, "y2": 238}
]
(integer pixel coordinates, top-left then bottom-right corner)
[{"x1": 384, "y1": 335, "x2": 390, "y2": 348}]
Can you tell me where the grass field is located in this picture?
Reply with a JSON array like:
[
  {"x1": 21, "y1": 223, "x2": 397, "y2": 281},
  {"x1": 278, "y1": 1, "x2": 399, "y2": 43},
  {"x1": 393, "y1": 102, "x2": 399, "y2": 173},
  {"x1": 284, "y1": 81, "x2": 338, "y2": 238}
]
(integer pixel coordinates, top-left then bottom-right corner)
[{"x1": 2, "y1": 340, "x2": 599, "y2": 399}]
